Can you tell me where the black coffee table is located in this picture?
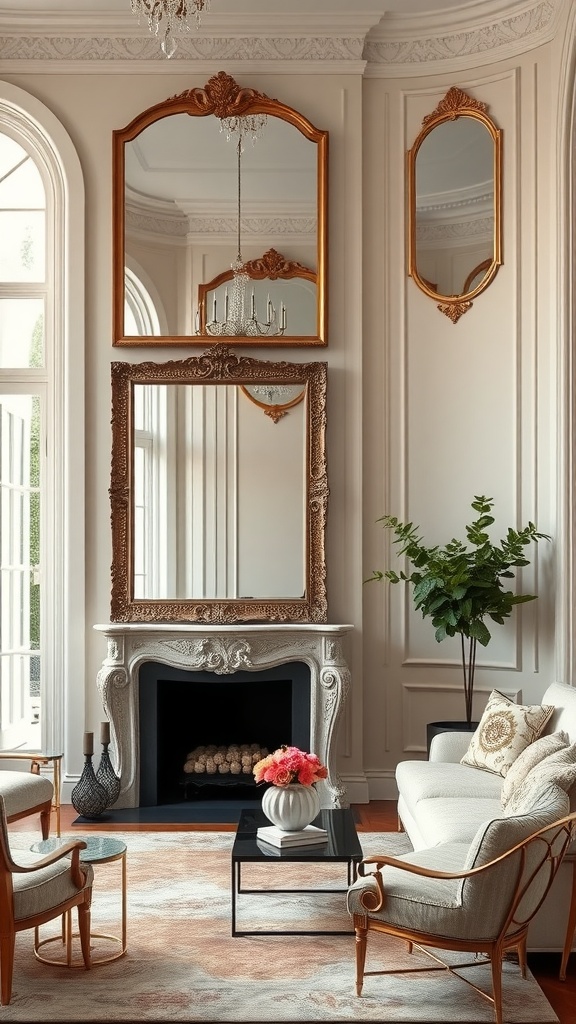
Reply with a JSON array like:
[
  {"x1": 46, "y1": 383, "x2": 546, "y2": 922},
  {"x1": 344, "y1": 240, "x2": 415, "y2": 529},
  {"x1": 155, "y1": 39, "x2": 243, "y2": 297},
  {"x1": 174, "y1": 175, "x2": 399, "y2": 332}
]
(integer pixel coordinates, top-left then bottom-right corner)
[{"x1": 231, "y1": 806, "x2": 363, "y2": 936}]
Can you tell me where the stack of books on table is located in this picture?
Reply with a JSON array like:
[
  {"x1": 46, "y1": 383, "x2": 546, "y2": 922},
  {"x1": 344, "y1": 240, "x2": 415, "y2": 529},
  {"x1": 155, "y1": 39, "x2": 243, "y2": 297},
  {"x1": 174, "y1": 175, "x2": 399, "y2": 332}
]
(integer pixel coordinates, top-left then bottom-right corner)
[{"x1": 256, "y1": 823, "x2": 329, "y2": 849}]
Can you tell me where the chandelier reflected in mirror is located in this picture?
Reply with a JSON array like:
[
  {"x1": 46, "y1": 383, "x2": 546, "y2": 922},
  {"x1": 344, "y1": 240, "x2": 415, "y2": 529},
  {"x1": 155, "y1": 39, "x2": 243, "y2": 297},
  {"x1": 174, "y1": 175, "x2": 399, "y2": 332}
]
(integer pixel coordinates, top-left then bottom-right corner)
[
  {"x1": 130, "y1": 0, "x2": 210, "y2": 58},
  {"x1": 199, "y1": 121, "x2": 288, "y2": 339}
]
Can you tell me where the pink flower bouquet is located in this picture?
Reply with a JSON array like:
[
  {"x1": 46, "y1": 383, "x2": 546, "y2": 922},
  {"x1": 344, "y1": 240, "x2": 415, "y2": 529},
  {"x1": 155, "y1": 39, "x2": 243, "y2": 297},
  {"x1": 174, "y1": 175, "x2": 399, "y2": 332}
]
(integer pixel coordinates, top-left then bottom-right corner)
[{"x1": 253, "y1": 744, "x2": 328, "y2": 787}]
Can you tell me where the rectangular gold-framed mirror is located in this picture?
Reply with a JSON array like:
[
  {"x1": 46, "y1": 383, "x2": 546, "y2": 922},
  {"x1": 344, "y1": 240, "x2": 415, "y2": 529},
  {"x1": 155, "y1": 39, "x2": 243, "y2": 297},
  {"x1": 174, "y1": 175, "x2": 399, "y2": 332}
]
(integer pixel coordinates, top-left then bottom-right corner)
[{"x1": 109, "y1": 346, "x2": 328, "y2": 622}]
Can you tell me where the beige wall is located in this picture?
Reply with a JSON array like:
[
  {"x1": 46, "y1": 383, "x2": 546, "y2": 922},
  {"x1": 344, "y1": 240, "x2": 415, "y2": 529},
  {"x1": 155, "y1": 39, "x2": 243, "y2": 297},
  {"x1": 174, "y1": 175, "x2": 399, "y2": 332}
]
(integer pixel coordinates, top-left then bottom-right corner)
[{"x1": 3, "y1": 0, "x2": 575, "y2": 800}]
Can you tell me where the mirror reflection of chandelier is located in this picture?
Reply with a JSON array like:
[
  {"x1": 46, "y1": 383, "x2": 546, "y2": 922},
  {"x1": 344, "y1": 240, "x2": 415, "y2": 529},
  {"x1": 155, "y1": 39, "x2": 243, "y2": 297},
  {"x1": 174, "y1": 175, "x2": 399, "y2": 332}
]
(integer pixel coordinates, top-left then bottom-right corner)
[
  {"x1": 129, "y1": 1, "x2": 210, "y2": 58},
  {"x1": 201, "y1": 124, "x2": 287, "y2": 339}
]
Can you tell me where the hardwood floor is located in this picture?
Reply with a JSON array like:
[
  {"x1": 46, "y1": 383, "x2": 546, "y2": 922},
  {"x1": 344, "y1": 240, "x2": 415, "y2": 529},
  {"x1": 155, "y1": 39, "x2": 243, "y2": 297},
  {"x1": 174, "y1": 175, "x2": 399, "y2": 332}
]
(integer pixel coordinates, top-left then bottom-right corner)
[{"x1": 11, "y1": 800, "x2": 576, "y2": 1023}]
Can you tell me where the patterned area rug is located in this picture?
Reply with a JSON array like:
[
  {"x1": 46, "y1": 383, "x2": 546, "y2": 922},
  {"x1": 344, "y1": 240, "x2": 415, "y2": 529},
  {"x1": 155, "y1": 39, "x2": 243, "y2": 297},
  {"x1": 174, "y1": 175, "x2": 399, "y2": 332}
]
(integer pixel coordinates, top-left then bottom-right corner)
[{"x1": 3, "y1": 830, "x2": 558, "y2": 1023}]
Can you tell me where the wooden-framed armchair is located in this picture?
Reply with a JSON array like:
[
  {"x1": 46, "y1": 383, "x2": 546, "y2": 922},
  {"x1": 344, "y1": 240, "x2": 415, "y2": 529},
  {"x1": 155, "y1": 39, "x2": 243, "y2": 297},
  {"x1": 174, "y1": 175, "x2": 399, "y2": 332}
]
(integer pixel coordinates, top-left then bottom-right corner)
[
  {"x1": 348, "y1": 790, "x2": 576, "y2": 1024},
  {"x1": 0, "y1": 795, "x2": 93, "y2": 1004}
]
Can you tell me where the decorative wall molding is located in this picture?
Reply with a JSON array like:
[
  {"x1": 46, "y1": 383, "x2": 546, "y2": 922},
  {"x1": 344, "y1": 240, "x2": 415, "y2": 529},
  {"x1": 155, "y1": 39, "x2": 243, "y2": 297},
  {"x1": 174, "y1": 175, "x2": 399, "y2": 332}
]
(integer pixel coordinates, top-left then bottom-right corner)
[{"x1": 364, "y1": 0, "x2": 560, "y2": 76}]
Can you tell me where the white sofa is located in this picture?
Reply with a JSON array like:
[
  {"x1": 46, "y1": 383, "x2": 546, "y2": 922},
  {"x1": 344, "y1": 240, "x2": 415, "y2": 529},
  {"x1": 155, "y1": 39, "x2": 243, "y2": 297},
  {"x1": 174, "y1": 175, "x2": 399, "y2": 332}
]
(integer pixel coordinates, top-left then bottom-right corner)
[{"x1": 395, "y1": 680, "x2": 576, "y2": 954}]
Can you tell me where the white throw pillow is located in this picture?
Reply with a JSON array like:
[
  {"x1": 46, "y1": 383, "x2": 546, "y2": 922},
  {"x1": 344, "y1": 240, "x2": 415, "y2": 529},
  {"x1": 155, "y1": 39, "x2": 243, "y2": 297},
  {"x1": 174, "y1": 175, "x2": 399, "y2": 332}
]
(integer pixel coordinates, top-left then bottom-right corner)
[
  {"x1": 501, "y1": 730, "x2": 569, "y2": 809},
  {"x1": 504, "y1": 744, "x2": 576, "y2": 815},
  {"x1": 460, "y1": 689, "x2": 554, "y2": 777}
]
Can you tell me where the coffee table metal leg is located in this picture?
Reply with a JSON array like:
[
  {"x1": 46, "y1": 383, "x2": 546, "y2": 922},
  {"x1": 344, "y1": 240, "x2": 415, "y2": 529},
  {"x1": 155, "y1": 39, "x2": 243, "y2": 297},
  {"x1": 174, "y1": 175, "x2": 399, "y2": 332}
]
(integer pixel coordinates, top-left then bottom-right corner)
[{"x1": 231, "y1": 860, "x2": 238, "y2": 937}]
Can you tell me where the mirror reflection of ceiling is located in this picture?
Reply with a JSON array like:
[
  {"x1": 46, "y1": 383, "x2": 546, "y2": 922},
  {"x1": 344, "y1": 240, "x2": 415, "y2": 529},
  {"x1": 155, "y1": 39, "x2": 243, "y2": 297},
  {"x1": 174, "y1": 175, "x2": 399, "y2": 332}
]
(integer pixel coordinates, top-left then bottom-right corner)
[
  {"x1": 415, "y1": 119, "x2": 493, "y2": 218},
  {"x1": 125, "y1": 114, "x2": 316, "y2": 217}
]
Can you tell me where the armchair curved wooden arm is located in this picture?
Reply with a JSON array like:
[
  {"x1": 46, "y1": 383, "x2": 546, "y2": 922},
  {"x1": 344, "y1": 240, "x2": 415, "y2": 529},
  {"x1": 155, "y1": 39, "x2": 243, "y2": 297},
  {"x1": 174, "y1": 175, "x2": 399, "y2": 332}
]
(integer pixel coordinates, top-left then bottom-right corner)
[
  {"x1": 349, "y1": 812, "x2": 576, "y2": 1024},
  {"x1": 0, "y1": 796, "x2": 93, "y2": 1004}
]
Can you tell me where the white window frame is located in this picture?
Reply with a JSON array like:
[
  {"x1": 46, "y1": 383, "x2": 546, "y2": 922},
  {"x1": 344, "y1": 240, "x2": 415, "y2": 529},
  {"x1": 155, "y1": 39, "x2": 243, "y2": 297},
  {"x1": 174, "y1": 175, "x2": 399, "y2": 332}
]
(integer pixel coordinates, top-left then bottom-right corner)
[{"x1": 0, "y1": 84, "x2": 85, "y2": 768}]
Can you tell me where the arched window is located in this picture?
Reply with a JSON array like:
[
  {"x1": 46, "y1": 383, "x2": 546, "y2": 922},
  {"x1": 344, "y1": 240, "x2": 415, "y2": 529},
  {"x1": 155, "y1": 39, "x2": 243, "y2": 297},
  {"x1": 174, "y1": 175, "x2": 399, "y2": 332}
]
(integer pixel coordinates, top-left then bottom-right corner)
[
  {"x1": 125, "y1": 267, "x2": 162, "y2": 336},
  {"x1": 0, "y1": 84, "x2": 84, "y2": 762}
]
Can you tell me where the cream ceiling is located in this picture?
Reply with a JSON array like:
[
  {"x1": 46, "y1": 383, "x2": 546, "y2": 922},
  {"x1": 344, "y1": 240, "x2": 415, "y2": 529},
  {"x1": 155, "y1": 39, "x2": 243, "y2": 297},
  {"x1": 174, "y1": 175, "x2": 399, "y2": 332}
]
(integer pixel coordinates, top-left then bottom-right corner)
[{"x1": 0, "y1": 0, "x2": 490, "y2": 11}]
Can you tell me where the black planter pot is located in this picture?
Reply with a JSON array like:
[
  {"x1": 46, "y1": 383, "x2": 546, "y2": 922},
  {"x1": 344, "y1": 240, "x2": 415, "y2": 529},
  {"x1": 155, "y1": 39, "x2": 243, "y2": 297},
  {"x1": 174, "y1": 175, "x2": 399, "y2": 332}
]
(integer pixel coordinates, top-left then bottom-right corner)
[{"x1": 426, "y1": 720, "x2": 479, "y2": 756}]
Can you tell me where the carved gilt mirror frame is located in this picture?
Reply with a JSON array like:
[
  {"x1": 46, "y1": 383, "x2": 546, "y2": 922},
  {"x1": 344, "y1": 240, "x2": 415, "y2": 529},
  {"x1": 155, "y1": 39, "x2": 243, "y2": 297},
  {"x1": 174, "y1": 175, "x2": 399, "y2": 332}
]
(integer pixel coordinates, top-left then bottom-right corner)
[
  {"x1": 113, "y1": 72, "x2": 328, "y2": 346},
  {"x1": 407, "y1": 87, "x2": 503, "y2": 324},
  {"x1": 109, "y1": 346, "x2": 328, "y2": 623}
]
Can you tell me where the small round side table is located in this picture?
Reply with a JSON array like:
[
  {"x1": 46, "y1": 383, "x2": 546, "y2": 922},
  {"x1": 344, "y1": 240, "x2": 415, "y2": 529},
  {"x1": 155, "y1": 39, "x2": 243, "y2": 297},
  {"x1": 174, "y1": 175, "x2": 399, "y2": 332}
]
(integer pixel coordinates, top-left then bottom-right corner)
[{"x1": 32, "y1": 835, "x2": 127, "y2": 967}]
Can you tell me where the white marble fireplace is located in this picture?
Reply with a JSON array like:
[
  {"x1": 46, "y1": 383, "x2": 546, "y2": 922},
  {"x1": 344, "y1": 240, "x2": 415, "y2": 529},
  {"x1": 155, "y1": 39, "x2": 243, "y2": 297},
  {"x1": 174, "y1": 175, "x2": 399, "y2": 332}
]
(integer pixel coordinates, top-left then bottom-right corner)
[{"x1": 94, "y1": 622, "x2": 353, "y2": 809}]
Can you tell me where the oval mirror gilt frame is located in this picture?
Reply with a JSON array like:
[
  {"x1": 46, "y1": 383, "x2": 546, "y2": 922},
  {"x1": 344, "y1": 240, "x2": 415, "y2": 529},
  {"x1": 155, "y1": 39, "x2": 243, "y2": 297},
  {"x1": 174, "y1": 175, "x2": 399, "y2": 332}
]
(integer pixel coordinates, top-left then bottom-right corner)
[
  {"x1": 407, "y1": 87, "x2": 503, "y2": 324},
  {"x1": 113, "y1": 72, "x2": 328, "y2": 347},
  {"x1": 110, "y1": 345, "x2": 328, "y2": 623}
]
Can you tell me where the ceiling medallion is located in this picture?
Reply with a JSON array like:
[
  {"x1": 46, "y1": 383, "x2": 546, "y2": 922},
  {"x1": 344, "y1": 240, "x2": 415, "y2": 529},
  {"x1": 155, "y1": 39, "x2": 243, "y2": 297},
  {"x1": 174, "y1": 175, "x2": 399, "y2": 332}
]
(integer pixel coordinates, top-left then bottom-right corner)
[{"x1": 130, "y1": 1, "x2": 210, "y2": 58}]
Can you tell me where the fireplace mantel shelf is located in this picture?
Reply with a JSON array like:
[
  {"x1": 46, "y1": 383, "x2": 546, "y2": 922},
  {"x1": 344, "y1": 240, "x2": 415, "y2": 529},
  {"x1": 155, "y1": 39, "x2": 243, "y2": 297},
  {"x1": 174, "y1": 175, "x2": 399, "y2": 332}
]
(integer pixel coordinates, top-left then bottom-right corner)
[{"x1": 94, "y1": 622, "x2": 353, "y2": 810}]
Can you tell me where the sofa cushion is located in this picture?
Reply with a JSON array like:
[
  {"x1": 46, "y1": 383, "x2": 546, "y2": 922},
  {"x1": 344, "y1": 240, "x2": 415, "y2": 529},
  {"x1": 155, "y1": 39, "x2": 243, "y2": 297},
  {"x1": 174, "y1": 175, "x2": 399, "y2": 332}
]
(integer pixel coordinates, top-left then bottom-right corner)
[
  {"x1": 501, "y1": 730, "x2": 569, "y2": 809},
  {"x1": 460, "y1": 689, "x2": 554, "y2": 777},
  {"x1": 503, "y1": 777, "x2": 571, "y2": 818},
  {"x1": 396, "y1": 760, "x2": 503, "y2": 804},
  {"x1": 504, "y1": 746, "x2": 576, "y2": 815},
  {"x1": 409, "y1": 796, "x2": 503, "y2": 847}
]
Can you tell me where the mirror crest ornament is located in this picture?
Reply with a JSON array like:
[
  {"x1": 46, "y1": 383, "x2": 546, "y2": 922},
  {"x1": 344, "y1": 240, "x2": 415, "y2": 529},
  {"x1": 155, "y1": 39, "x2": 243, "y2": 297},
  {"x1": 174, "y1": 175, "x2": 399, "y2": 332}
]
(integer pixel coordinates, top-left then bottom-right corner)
[
  {"x1": 113, "y1": 71, "x2": 328, "y2": 346},
  {"x1": 110, "y1": 345, "x2": 328, "y2": 624},
  {"x1": 407, "y1": 87, "x2": 503, "y2": 324}
]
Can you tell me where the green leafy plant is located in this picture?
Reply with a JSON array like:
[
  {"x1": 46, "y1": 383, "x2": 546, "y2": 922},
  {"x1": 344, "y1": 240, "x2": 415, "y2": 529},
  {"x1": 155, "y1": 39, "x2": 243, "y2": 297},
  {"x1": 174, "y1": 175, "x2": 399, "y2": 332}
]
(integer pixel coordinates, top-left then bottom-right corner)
[{"x1": 367, "y1": 496, "x2": 550, "y2": 725}]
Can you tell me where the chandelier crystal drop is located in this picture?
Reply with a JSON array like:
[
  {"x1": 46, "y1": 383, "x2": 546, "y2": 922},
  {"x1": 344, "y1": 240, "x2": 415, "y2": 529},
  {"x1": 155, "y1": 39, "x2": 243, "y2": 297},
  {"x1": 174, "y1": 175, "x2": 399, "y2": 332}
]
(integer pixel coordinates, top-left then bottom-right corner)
[
  {"x1": 130, "y1": 0, "x2": 210, "y2": 58},
  {"x1": 201, "y1": 129, "x2": 287, "y2": 339}
]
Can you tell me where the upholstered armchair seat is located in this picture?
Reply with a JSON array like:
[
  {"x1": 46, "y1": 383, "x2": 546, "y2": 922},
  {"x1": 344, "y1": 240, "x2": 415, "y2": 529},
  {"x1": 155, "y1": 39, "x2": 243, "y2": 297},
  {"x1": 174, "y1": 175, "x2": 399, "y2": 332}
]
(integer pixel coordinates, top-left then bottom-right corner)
[
  {"x1": 10, "y1": 849, "x2": 94, "y2": 921},
  {"x1": 0, "y1": 771, "x2": 53, "y2": 817},
  {"x1": 0, "y1": 770, "x2": 53, "y2": 838}
]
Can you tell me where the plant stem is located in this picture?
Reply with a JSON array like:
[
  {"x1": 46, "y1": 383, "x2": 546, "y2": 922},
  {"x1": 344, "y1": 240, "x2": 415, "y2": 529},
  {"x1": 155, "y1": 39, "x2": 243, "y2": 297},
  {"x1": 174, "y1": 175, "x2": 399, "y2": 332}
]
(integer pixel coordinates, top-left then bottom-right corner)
[{"x1": 460, "y1": 635, "x2": 477, "y2": 726}]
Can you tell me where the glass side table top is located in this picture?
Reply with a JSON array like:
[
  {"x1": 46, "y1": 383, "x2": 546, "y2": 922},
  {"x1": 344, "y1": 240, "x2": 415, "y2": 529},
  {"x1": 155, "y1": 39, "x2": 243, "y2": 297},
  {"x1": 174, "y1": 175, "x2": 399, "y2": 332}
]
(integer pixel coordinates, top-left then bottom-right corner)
[{"x1": 31, "y1": 835, "x2": 126, "y2": 862}]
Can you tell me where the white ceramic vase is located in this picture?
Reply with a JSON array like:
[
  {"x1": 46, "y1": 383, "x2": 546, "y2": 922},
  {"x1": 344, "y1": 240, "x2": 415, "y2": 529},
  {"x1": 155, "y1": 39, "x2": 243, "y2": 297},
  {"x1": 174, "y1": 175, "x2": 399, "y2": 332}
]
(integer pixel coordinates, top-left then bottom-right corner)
[{"x1": 261, "y1": 783, "x2": 321, "y2": 832}]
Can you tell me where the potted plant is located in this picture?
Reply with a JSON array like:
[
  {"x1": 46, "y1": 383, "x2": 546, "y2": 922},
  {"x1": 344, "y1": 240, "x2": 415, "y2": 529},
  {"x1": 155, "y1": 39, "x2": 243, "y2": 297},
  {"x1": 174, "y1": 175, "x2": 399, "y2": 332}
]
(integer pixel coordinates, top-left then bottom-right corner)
[{"x1": 366, "y1": 496, "x2": 550, "y2": 727}]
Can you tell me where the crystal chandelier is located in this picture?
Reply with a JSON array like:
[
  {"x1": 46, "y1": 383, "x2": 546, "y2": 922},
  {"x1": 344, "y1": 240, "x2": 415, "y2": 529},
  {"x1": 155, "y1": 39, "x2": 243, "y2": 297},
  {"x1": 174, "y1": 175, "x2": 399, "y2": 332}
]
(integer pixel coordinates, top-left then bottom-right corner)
[
  {"x1": 201, "y1": 126, "x2": 287, "y2": 339},
  {"x1": 130, "y1": 1, "x2": 210, "y2": 58}
]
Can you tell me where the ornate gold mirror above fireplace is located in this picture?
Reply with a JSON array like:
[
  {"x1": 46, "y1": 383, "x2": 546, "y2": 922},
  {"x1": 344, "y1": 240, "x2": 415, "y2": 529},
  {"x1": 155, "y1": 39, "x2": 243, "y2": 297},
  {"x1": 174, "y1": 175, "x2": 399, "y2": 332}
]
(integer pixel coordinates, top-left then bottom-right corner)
[
  {"x1": 109, "y1": 346, "x2": 328, "y2": 623},
  {"x1": 407, "y1": 86, "x2": 503, "y2": 324},
  {"x1": 113, "y1": 72, "x2": 328, "y2": 346}
]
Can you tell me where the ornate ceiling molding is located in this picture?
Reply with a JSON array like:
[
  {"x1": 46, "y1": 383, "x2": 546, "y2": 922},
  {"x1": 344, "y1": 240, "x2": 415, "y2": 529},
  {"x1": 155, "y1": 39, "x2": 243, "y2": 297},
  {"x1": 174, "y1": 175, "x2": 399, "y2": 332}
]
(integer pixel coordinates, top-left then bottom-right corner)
[
  {"x1": 0, "y1": 0, "x2": 563, "y2": 71},
  {"x1": 0, "y1": 11, "x2": 379, "y2": 70},
  {"x1": 364, "y1": 0, "x2": 560, "y2": 76}
]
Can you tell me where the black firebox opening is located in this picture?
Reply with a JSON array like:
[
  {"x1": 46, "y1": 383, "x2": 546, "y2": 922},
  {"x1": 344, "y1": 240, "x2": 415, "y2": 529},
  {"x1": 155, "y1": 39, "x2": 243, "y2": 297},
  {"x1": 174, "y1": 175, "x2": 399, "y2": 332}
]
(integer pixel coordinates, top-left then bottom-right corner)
[{"x1": 138, "y1": 661, "x2": 311, "y2": 806}]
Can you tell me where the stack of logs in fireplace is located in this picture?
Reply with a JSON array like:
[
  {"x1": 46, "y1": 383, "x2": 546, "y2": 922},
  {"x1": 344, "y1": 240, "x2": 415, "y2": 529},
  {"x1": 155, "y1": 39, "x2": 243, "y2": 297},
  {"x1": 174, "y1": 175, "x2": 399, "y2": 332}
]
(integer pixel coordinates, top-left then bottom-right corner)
[{"x1": 183, "y1": 743, "x2": 269, "y2": 777}]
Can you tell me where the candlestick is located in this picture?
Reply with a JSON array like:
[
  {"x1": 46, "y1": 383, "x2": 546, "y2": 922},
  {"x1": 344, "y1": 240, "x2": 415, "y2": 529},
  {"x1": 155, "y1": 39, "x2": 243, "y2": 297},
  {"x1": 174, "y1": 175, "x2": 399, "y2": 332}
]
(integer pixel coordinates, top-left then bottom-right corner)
[
  {"x1": 83, "y1": 732, "x2": 94, "y2": 757},
  {"x1": 281, "y1": 304, "x2": 286, "y2": 330},
  {"x1": 100, "y1": 721, "x2": 110, "y2": 746},
  {"x1": 251, "y1": 289, "x2": 256, "y2": 318},
  {"x1": 212, "y1": 294, "x2": 217, "y2": 321},
  {"x1": 224, "y1": 287, "x2": 229, "y2": 321}
]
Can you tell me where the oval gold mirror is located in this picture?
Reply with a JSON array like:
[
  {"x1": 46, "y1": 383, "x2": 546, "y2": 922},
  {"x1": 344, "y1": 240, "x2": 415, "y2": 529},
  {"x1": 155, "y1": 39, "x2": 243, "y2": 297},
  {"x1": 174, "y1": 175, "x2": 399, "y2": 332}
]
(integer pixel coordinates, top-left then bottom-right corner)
[
  {"x1": 407, "y1": 87, "x2": 503, "y2": 324},
  {"x1": 109, "y1": 346, "x2": 328, "y2": 623},
  {"x1": 113, "y1": 72, "x2": 328, "y2": 347}
]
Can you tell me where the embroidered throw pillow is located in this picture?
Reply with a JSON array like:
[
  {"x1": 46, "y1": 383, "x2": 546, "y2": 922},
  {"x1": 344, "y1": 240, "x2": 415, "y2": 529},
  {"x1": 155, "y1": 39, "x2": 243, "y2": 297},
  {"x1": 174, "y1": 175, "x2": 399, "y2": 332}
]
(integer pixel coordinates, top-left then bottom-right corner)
[
  {"x1": 504, "y1": 745, "x2": 576, "y2": 815},
  {"x1": 501, "y1": 730, "x2": 569, "y2": 808},
  {"x1": 460, "y1": 689, "x2": 554, "y2": 777}
]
